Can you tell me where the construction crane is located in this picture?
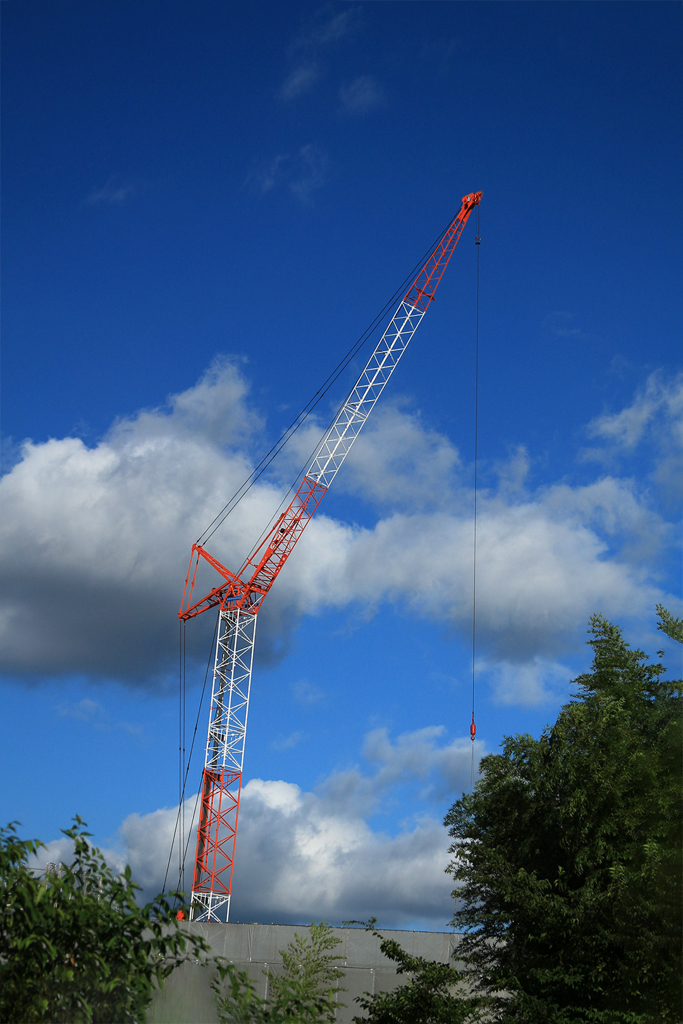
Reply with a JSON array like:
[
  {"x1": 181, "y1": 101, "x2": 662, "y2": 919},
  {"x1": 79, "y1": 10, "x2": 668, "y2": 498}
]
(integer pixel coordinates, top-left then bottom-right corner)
[{"x1": 179, "y1": 190, "x2": 482, "y2": 923}]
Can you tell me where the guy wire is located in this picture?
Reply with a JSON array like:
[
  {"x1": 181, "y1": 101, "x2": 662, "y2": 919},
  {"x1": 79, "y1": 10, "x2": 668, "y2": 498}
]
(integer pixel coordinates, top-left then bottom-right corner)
[
  {"x1": 163, "y1": 611, "x2": 219, "y2": 897},
  {"x1": 195, "y1": 213, "x2": 461, "y2": 549},
  {"x1": 471, "y1": 205, "x2": 481, "y2": 790},
  {"x1": 182, "y1": 621, "x2": 186, "y2": 895},
  {"x1": 178, "y1": 621, "x2": 182, "y2": 894}
]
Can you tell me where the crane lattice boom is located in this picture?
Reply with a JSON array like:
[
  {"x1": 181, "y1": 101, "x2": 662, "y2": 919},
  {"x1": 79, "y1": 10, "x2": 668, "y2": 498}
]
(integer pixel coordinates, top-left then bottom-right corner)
[{"x1": 179, "y1": 190, "x2": 481, "y2": 922}]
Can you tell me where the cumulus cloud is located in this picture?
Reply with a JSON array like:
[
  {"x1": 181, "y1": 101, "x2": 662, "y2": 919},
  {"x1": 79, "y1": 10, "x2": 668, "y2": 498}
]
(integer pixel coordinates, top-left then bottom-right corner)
[
  {"x1": 319, "y1": 497, "x2": 663, "y2": 663},
  {"x1": 30, "y1": 725, "x2": 473, "y2": 928},
  {"x1": 587, "y1": 371, "x2": 683, "y2": 451},
  {"x1": 0, "y1": 356, "x2": 269, "y2": 681},
  {"x1": 338, "y1": 403, "x2": 460, "y2": 509},
  {"x1": 271, "y1": 399, "x2": 461, "y2": 510},
  {"x1": 361, "y1": 727, "x2": 476, "y2": 802},
  {"x1": 227, "y1": 780, "x2": 453, "y2": 926},
  {"x1": 583, "y1": 372, "x2": 683, "y2": 510},
  {"x1": 0, "y1": 358, "x2": 676, "y2": 693},
  {"x1": 115, "y1": 784, "x2": 454, "y2": 927},
  {"x1": 483, "y1": 657, "x2": 573, "y2": 707}
]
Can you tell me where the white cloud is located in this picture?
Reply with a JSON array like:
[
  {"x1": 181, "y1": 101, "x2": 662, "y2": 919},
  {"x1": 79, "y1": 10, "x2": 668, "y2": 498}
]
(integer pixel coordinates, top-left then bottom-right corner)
[
  {"x1": 248, "y1": 146, "x2": 328, "y2": 204},
  {"x1": 272, "y1": 399, "x2": 461, "y2": 509},
  {"x1": 228, "y1": 780, "x2": 453, "y2": 926},
  {"x1": 0, "y1": 358, "x2": 675, "y2": 687},
  {"x1": 0, "y1": 356, "x2": 269, "y2": 680},
  {"x1": 30, "y1": 725, "x2": 473, "y2": 927},
  {"x1": 279, "y1": 7, "x2": 359, "y2": 104},
  {"x1": 85, "y1": 179, "x2": 136, "y2": 206},
  {"x1": 361, "y1": 726, "x2": 478, "y2": 802},
  {"x1": 338, "y1": 76, "x2": 385, "y2": 115},
  {"x1": 329, "y1": 500, "x2": 661, "y2": 660},
  {"x1": 280, "y1": 65, "x2": 319, "y2": 101},
  {"x1": 291, "y1": 679, "x2": 325, "y2": 706},
  {"x1": 587, "y1": 371, "x2": 683, "y2": 451},
  {"x1": 248, "y1": 154, "x2": 290, "y2": 194},
  {"x1": 482, "y1": 657, "x2": 573, "y2": 706},
  {"x1": 342, "y1": 402, "x2": 460, "y2": 508},
  {"x1": 112, "y1": 783, "x2": 454, "y2": 927},
  {"x1": 541, "y1": 311, "x2": 588, "y2": 341},
  {"x1": 289, "y1": 8, "x2": 358, "y2": 54},
  {"x1": 583, "y1": 372, "x2": 683, "y2": 508},
  {"x1": 56, "y1": 698, "x2": 103, "y2": 721},
  {"x1": 289, "y1": 144, "x2": 328, "y2": 203},
  {"x1": 271, "y1": 730, "x2": 305, "y2": 751}
]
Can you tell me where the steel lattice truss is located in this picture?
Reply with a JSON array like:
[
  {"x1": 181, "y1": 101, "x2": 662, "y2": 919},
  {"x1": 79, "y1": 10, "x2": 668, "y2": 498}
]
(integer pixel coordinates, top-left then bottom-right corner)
[
  {"x1": 307, "y1": 301, "x2": 425, "y2": 488},
  {"x1": 191, "y1": 610, "x2": 256, "y2": 922},
  {"x1": 179, "y1": 191, "x2": 482, "y2": 922}
]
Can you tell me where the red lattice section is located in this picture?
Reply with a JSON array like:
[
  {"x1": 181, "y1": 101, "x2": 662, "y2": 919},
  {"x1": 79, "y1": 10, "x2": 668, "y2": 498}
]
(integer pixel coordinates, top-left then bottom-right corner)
[
  {"x1": 179, "y1": 477, "x2": 328, "y2": 622},
  {"x1": 192, "y1": 768, "x2": 242, "y2": 897},
  {"x1": 404, "y1": 192, "x2": 482, "y2": 312}
]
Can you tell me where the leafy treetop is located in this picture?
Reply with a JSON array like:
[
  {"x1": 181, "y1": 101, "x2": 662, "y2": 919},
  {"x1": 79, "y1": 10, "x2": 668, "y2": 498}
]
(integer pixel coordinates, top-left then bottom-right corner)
[
  {"x1": 0, "y1": 817, "x2": 210, "y2": 1024},
  {"x1": 213, "y1": 920, "x2": 345, "y2": 1024},
  {"x1": 444, "y1": 614, "x2": 682, "y2": 1024}
]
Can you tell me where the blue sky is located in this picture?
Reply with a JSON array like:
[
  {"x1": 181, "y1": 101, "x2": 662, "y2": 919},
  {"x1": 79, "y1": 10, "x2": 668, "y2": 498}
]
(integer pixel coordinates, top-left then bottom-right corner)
[{"x1": 2, "y1": 1, "x2": 681, "y2": 929}]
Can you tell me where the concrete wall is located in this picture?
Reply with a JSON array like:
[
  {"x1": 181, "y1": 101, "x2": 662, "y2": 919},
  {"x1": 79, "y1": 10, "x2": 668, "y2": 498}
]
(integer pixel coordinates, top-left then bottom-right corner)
[{"x1": 147, "y1": 922, "x2": 464, "y2": 1024}]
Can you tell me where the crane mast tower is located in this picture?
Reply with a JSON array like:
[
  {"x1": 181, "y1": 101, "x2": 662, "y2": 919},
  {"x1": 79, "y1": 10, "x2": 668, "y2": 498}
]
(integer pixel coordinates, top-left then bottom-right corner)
[{"x1": 179, "y1": 190, "x2": 482, "y2": 922}]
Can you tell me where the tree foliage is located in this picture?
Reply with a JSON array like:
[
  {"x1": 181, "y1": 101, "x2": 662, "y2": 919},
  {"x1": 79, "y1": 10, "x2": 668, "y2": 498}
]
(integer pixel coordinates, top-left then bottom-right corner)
[
  {"x1": 656, "y1": 603, "x2": 683, "y2": 645},
  {"x1": 445, "y1": 615, "x2": 682, "y2": 1023},
  {"x1": 213, "y1": 921, "x2": 345, "y2": 1023},
  {"x1": 349, "y1": 921, "x2": 476, "y2": 1024},
  {"x1": 0, "y1": 817, "x2": 209, "y2": 1024}
]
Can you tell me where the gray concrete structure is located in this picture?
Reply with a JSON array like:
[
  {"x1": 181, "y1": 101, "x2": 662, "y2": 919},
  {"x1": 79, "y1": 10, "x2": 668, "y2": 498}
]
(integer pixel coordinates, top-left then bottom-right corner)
[{"x1": 148, "y1": 922, "x2": 464, "y2": 1023}]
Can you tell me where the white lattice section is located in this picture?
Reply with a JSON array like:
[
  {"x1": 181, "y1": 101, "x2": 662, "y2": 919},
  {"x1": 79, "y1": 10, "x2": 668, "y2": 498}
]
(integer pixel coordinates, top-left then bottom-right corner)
[
  {"x1": 191, "y1": 891, "x2": 231, "y2": 923},
  {"x1": 307, "y1": 301, "x2": 425, "y2": 488},
  {"x1": 205, "y1": 611, "x2": 257, "y2": 772}
]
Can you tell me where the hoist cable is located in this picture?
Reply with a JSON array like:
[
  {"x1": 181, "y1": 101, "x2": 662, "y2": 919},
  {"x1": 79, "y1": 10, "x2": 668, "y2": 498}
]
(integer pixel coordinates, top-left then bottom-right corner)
[
  {"x1": 237, "y1": 214, "x2": 473, "y2": 577},
  {"x1": 195, "y1": 214, "x2": 462, "y2": 549},
  {"x1": 179, "y1": 779, "x2": 203, "y2": 895},
  {"x1": 172, "y1": 204, "x2": 478, "y2": 896},
  {"x1": 182, "y1": 621, "x2": 186, "y2": 894},
  {"x1": 162, "y1": 611, "x2": 219, "y2": 896},
  {"x1": 179, "y1": 622, "x2": 183, "y2": 894},
  {"x1": 471, "y1": 206, "x2": 481, "y2": 789}
]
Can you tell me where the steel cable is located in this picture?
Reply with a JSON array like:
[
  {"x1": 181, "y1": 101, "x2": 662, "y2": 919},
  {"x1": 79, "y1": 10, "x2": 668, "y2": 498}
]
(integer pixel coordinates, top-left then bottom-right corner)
[
  {"x1": 195, "y1": 213, "x2": 461, "y2": 550},
  {"x1": 471, "y1": 206, "x2": 481, "y2": 790},
  {"x1": 162, "y1": 611, "x2": 219, "y2": 897}
]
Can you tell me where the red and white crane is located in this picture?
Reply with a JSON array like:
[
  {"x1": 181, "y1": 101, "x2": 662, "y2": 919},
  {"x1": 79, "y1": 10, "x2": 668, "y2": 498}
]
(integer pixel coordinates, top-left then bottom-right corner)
[{"x1": 179, "y1": 190, "x2": 482, "y2": 922}]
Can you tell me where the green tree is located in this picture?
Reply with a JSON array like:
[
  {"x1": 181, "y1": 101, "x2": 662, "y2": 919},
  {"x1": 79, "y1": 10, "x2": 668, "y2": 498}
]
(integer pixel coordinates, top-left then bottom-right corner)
[
  {"x1": 348, "y1": 921, "x2": 476, "y2": 1024},
  {"x1": 0, "y1": 817, "x2": 209, "y2": 1024},
  {"x1": 656, "y1": 603, "x2": 683, "y2": 644},
  {"x1": 445, "y1": 614, "x2": 682, "y2": 1023},
  {"x1": 213, "y1": 921, "x2": 345, "y2": 1023}
]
